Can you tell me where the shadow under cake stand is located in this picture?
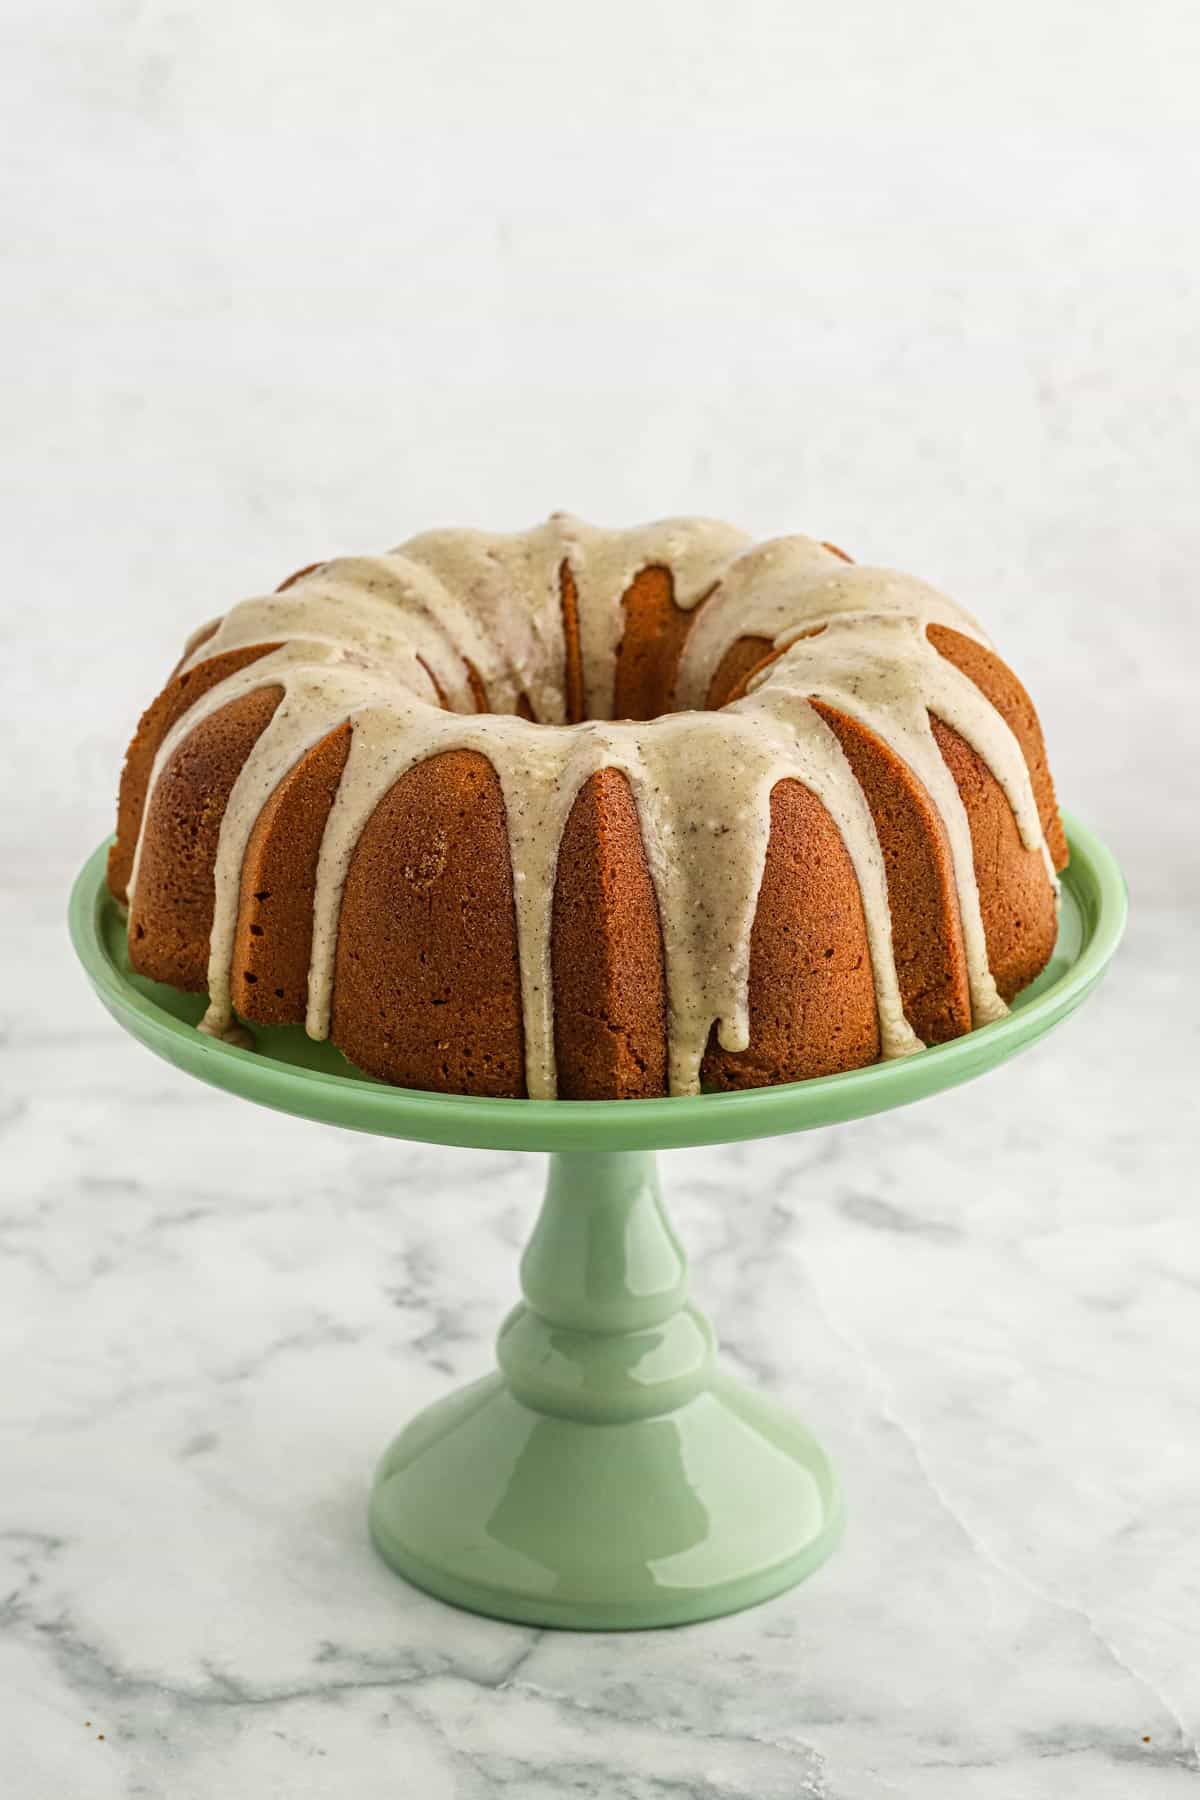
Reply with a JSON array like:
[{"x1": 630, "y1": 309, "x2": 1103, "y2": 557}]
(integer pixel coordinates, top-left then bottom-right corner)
[{"x1": 69, "y1": 812, "x2": 1125, "y2": 1630}]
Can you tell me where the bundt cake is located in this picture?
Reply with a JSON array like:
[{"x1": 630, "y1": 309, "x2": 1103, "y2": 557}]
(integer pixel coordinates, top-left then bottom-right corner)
[{"x1": 108, "y1": 515, "x2": 1068, "y2": 1100}]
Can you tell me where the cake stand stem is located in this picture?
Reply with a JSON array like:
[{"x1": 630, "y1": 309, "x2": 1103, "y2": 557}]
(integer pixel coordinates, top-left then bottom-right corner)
[
  {"x1": 500, "y1": 1149, "x2": 711, "y2": 1421},
  {"x1": 369, "y1": 1148, "x2": 843, "y2": 1630}
]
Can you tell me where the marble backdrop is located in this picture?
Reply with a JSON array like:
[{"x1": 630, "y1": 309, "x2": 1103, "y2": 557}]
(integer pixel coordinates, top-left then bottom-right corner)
[{"x1": 3, "y1": 0, "x2": 1198, "y2": 1793}]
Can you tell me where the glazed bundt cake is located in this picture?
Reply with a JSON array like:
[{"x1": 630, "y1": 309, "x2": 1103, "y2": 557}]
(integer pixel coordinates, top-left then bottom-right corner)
[{"x1": 108, "y1": 516, "x2": 1068, "y2": 1100}]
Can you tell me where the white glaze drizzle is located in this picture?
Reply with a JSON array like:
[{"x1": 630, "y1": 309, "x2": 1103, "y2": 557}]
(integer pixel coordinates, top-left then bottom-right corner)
[{"x1": 127, "y1": 515, "x2": 1055, "y2": 1097}]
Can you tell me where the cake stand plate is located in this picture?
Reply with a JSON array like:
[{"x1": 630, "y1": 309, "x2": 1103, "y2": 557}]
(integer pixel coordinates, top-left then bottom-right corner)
[{"x1": 69, "y1": 813, "x2": 1125, "y2": 1629}]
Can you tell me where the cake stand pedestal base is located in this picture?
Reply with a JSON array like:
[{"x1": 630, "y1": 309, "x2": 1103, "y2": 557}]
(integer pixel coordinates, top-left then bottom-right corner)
[{"x1": 368, "y1": 1150, "x2": 841, "y2": 1629}]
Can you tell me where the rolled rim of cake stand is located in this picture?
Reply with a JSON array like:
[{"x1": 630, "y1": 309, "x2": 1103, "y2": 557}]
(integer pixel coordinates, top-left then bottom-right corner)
[{"x1": 68, "y1": 811, "x2": 1126, "y2": 1152}]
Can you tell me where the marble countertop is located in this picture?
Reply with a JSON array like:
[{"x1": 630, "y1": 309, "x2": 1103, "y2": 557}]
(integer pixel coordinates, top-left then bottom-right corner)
[
  {"x1": 4, "y1": 1, "x2": 1199, "y2": 1792},
  {"x1": 8, "y1": 909, "x2": 1198, "y2": 1799}
]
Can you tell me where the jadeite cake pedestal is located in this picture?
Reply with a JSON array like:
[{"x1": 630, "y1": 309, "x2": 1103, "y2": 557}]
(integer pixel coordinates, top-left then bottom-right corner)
[{"x1": 69, "y1": 813, "x2": 1124, "y2": 1631}]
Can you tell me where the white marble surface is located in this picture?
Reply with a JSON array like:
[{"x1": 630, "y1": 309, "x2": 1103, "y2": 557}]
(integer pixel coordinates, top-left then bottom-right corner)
[{"x1": 3, "y1": 1, "x2": 1200, "y2": 1793}]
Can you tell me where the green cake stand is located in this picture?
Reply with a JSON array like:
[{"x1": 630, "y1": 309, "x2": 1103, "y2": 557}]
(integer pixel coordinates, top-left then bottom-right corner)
[{"x1": 69, "y1": 813, "x2": 1125, "y2": 1630}]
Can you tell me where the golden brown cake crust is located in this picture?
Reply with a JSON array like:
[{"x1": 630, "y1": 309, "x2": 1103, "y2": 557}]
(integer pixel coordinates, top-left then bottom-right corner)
[
  {"x1": 613, "y1": 566, "x2": 698, "y2": 720},
  {"x1": 927, "y1": 624, "x2": 1068, "y2": 872},
  {"x1": 108, "y1": 643, "x2": 281, "y2": 903},
  {"x1": 810, "y1": 701, "x2": 972, "y2": 1044},
  {"x1": 706, "y1": 634, "x2": 775, "y2": 710},
  {"x1": 701, "y1": 778, "x2": 881, "y2": 1089},
  {"x1": 552, "y1": 769, "x2": 668, "y2": 1099},
  {"x1": 330, "y1": 749, "x2": 526, "y2": 1096},
  {"x1": 559, "y1": 561, "x2": 586, "y2": 725},
  {"x1": 705, "y1": 629, "x2": 826, "y2": 711},
  {"x1": 931, "y1": 717, "x2": 1059, "y2": 1001},
  {"x1": 128, "y1": 686, "x2": 284, "y2": 990},
  {"x1": 232, "y1": 725, "x2": 354, "y2": 1027}
]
